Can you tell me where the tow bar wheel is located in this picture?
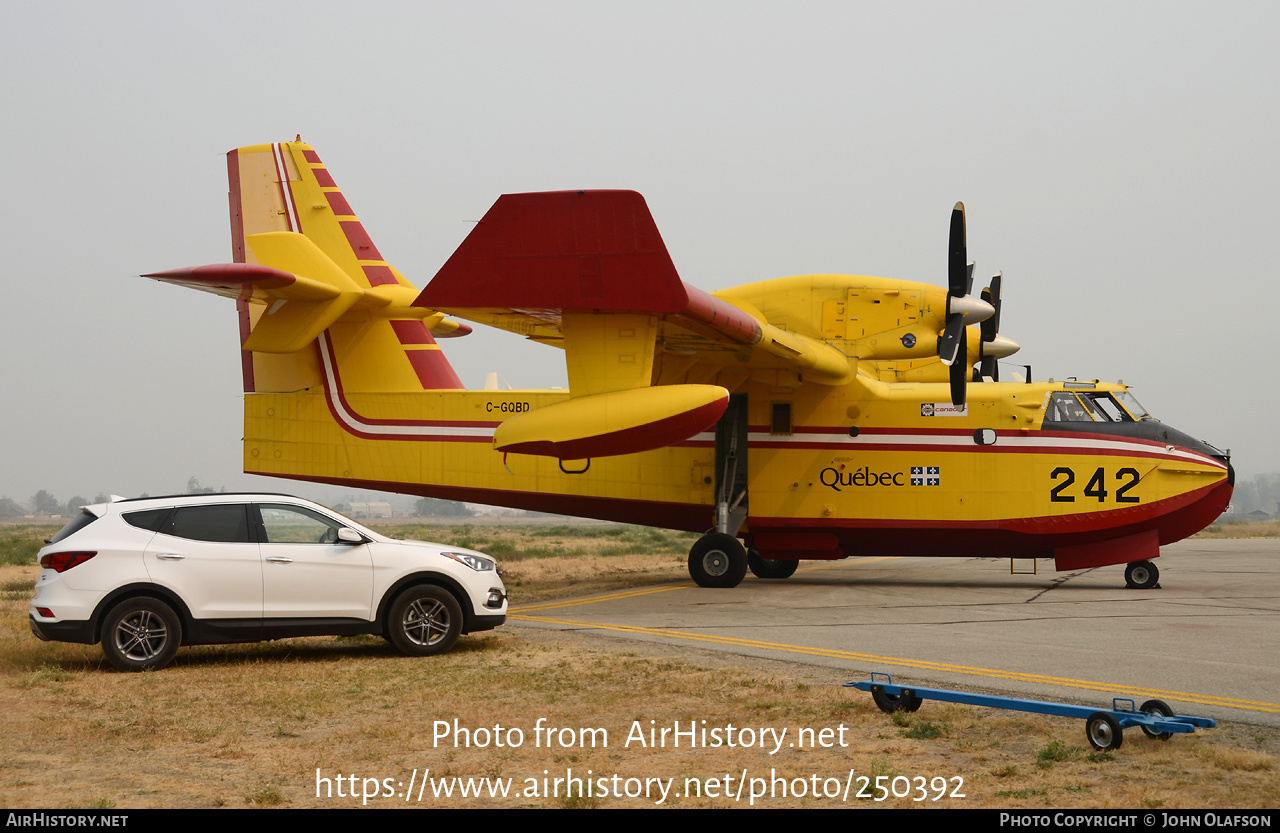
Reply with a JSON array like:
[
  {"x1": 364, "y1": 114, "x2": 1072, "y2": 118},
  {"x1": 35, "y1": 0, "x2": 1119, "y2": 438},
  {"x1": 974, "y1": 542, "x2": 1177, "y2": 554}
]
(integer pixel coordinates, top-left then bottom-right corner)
[
  {"x1": 870, "y1": 684, "x2": 923, "y2": 714},
  {"x1": 1086, "y1": 711, "x2": 1124, "y2": 751},
  {"x1": 1139, "y1": 699, "x2": 1175, "y2": 741}
]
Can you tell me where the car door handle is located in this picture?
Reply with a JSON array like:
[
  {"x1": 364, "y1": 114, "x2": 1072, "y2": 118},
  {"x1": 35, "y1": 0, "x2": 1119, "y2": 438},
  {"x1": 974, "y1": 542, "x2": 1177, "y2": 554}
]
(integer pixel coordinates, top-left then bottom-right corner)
[
  {"x1": 155, "y1": 553, "x2": 185, "y2": 561},
  {"x1": 265, "y1": 556, "x2": 293, "y2": 564}
]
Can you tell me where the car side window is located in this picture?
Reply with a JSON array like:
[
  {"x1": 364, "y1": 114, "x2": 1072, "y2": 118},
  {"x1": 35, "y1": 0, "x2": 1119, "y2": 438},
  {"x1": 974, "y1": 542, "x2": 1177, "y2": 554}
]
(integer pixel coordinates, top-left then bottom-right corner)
[
  {"x1": 259, "y1": 504, "x2": 343, "y2": 544},
  {"x1": 161, "y1": 505, "x2": 251, "y2": 543},
  {"x1": 123, "y1": 508, "x2": 172, "y2": 532}
]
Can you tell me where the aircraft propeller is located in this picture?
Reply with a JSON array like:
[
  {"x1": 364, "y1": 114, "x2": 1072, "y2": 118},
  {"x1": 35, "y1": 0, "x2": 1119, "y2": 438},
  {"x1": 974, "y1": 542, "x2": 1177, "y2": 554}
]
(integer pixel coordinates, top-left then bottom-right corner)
[
  {"x1": 937, "y1": 202, "x2": 994, "y2": 406},
  {"x1": 975, "y1": 271, "x2": 1020, "y2": 382}
]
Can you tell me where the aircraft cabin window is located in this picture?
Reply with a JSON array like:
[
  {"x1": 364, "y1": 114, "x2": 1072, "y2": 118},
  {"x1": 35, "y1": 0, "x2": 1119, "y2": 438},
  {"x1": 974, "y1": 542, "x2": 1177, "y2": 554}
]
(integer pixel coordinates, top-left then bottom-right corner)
[{"x1": 771, "y1": 403, "x2": 792, "y2": 435}]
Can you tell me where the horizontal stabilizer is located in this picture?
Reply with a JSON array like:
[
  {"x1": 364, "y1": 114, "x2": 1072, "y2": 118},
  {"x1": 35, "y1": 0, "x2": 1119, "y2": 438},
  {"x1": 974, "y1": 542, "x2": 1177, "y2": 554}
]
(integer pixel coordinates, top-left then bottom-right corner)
[
  {"x1": 147, "y1": 231, "x2": 477, "y2": 354},
  {"x1": 142, "y1": 262, "x2": 342, "y2": 302},
  {"x1": 493, "y1": 384, "x2": 728, "y2": 459}
]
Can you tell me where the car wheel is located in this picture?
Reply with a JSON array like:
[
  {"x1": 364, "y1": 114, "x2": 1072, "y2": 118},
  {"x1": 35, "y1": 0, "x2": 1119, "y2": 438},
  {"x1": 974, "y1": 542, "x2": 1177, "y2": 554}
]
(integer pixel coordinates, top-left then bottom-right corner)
[
  {"x1": 387, "y1": 586, "x2": 462, "y2": 656},
  {"x1": 101, "y1": 598, "x2": 182, "y2": 672}
]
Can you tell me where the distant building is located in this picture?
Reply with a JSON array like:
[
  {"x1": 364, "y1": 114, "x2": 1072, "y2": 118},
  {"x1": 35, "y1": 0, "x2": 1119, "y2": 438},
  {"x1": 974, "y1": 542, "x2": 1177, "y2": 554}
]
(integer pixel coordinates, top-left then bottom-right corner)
[{"x1": 348, "y1": 502, "x2": 392, "y2": 518}]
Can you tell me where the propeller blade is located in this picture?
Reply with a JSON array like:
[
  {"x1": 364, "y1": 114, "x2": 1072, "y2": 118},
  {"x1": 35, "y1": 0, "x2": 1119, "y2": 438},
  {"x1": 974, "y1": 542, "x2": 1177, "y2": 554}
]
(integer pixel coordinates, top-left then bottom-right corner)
[
  {"x1": 948, "y1": 202, "x2": 967, "y2": 297},
  {"x1": 949, "y1": 328, "x2": 968, "y2": 406},
  {"x1": 989, "y1": 271, "x2": 1002, "y2": 332},
  {"x1": 980, "y1": 355, "x2": 999, "y2": 382},
  {"x1": 937, "y1": 314, "x2": 965, "y2": 366},
  {"x1": 980, "y1": 286, "x2": 995, "y2": 341}
]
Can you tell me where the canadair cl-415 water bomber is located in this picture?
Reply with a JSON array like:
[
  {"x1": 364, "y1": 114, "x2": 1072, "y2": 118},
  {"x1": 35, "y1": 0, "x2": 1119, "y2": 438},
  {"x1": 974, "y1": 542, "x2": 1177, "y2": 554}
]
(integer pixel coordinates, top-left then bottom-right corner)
[{"x1": 146, "y1": 139, "x2": 1233, "y2": 589}]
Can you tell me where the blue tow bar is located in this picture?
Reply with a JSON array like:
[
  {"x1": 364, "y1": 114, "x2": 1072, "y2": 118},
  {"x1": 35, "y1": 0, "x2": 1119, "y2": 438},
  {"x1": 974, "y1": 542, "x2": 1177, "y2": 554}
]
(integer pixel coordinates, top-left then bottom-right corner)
[{"x1": 845, "y1": 672, "x2": 1215, "y2": 752}]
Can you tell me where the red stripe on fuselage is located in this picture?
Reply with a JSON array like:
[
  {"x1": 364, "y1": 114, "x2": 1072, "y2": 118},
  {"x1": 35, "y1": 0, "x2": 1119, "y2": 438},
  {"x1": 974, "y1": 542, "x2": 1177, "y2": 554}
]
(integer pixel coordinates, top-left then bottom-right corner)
[
  {"x1": 316, "y1": 334, "x2": 482, "y2": 429},
  {"x1": 746, "y1": 475, "x2": 1232, "y2": 561}
]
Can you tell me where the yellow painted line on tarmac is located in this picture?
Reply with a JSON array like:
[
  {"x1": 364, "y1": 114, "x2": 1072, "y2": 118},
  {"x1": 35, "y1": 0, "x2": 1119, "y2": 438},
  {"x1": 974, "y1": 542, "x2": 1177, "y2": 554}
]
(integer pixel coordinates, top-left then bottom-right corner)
[
  {"x1": 507, "y1": 613, "x2": 1280, "y2": 716},
  {"x1": 514, "y1": 584, "x2": 693, "y2": 613},
  {"x1": 511, "y1": 556, "x2": 897, "y2": 613}
]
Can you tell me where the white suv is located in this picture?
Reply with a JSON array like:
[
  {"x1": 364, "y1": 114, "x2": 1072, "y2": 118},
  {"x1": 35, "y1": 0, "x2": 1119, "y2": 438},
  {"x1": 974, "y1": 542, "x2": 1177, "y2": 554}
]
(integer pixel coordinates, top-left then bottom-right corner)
[{"x1": 29, "y1": 494, "x2": 507, "y2": 670}]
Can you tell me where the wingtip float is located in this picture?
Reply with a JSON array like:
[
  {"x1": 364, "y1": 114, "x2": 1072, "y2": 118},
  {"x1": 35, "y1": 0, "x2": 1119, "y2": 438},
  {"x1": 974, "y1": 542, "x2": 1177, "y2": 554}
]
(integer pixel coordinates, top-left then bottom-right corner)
[{"x1": 145, "y1": 139, "x2": 1233, "y2": 589}]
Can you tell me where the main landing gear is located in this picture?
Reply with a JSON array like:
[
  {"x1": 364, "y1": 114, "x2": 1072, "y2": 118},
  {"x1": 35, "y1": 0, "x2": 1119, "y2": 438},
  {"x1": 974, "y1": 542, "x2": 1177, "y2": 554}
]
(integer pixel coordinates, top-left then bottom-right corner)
[
  {"x1": 688, "y1": 533, "x2": 748, "y2": 588},
  {"x1": 1125, "y1": 560, "x2": 1160, "y2": 590},
  {"x1": 748, "y1": 548, "x2": 798, "y2": 580},
  {"x1": 687, "y1": 537, "x2": 800, "y2": 587}
]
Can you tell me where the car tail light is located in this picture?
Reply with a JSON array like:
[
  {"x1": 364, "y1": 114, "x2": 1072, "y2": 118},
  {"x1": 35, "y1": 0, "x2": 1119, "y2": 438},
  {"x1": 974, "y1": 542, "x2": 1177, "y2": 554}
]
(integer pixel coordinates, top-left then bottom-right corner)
[{"x1": 39, "y1": 551, "x2": 97, "y2": 572}]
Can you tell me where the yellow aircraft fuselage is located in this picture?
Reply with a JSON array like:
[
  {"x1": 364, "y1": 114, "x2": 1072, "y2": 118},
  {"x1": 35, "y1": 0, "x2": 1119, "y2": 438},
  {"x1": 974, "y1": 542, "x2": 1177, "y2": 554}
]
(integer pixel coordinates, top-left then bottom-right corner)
[{"x1": 148, "y1": 140, "x2": 1233, "y2": 588}]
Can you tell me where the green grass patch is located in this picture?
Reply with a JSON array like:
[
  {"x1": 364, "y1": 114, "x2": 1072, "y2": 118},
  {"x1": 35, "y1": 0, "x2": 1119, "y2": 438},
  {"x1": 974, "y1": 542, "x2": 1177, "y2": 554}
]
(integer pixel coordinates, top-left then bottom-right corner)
[
  {"x1": 0, "y1": 525, "x2": 59, "y2": 566},
  {"x1": 1036, "y1": 739, "x2": 1083, "y2": 769}
]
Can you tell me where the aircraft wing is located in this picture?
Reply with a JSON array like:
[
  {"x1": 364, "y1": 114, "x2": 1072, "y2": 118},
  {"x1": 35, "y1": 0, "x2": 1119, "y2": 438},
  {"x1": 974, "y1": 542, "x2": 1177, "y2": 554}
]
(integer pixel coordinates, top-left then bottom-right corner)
[{"x1": 416, "y1": 190, "x2": 854, "y2": 386}]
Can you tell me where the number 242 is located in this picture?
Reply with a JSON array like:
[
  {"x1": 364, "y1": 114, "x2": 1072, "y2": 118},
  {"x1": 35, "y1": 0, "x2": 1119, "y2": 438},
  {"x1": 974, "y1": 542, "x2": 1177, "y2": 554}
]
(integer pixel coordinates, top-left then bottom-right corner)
[{"x1": 1050, "y1": 467, "x2": 1140, "y2": 503}]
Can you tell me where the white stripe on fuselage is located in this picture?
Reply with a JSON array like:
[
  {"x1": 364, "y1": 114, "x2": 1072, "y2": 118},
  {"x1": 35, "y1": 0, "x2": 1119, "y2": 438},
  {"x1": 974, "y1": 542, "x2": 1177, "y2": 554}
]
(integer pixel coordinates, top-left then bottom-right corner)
[{"x1": 314, "y1": 335, "x2": 1222, "y2": 468}]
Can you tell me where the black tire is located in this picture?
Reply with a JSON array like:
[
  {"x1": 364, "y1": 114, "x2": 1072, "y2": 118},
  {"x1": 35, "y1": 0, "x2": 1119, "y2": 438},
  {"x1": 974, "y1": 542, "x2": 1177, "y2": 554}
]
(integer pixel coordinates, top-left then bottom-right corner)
[
  {"x1": 386, "y1": 586, "x2": 463, "y2": 656},
  {"x1": 870, "y1": 685, "x2": 924, "y2": 714},
  {"x1": 1139, "y1": 699, "x2": 1174, "y2": 741},
  {"x1": 748, "y1": 549, "x2": 799, "y2": 580},
  {"x1": 1125, "y1": 560, "x2": 1159, "y2": 590},
  {"x1": 1086, "y1": 712, "x2": 1124, "y2": 750},
  {"x1": 688, "y1": 533, "x2": 748, "y2": 588},
  {"x1": 100, "y1": 597, "x2": 182, "y2": 672}
]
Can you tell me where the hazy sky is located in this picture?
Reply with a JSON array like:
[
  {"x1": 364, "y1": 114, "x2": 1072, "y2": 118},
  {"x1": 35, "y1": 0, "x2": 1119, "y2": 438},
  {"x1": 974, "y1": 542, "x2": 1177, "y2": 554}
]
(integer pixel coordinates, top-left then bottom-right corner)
[{"x1": 2, "y1": 1, "x2": 1276, "y2": 505}]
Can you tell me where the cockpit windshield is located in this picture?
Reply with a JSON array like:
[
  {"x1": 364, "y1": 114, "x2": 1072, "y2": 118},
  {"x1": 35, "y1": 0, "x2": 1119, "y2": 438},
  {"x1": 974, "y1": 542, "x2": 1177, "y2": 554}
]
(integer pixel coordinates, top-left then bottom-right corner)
[
  {"x1": 1045, "y1": 391, "x2": 1142, "y2": 423},
  {"x1": 1113, "y1": 390, "x2": 1150, "y2": 420}
]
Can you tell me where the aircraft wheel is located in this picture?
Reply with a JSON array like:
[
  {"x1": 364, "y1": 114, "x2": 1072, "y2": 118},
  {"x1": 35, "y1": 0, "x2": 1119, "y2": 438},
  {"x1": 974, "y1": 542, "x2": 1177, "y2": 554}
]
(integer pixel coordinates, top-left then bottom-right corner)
[
  {"x1": 870, "y1": 685, "x2": 923, "y2": 714},
  {"x1": 1125, "y1": 560, "x2": 1159, "y2": 590},
  {"x1": 1085, "y1": 712, "x2": 1124, "y2": 751},
  {"x1": 1139, "y1": 699, "x2": 1174, "y2": 741},
  {"x1": 748, "y1": 549, "x2": 798, "y2": 580},
  {"x1": 688, "y1": 533, "x2": 748, "y2": 588}
]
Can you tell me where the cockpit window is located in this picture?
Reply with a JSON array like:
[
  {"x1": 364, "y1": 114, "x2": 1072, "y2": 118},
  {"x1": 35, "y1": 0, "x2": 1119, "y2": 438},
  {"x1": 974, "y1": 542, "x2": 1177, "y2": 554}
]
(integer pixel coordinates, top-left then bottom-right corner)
[
  {"x1": 1046, "y1": 392, "x2": 1099, "y2": 423},
  {"x1": 1046, "y1": 391, "x2": 1142, "y2": 424},
  {"x1": 1083, "y1": 393, "x2": 1132, "y2": 422},
  {"x1": 1113, "y1": 390, "x2": 1150, "y2": 420}
]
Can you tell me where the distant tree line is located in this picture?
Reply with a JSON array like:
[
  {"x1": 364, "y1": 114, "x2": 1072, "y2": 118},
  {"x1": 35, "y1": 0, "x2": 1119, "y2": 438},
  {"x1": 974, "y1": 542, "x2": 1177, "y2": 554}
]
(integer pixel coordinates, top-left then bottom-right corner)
[
  {"x1": 1231, "y1": 473, "x2": 1280, "y2": 516},
  {"x1": 9, "y1": 477, "x2": 222, "y2": 518}
]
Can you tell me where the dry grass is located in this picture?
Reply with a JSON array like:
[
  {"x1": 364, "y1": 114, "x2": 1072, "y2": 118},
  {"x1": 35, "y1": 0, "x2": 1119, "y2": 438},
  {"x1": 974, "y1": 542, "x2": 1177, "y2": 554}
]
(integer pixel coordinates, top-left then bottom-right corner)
[
  {"x1": 2, "y1": 519, "x2": 1277, "y2": 809},
  {"x1": 1193, "y1": 521, "x2": 1280, "y2": 539}
]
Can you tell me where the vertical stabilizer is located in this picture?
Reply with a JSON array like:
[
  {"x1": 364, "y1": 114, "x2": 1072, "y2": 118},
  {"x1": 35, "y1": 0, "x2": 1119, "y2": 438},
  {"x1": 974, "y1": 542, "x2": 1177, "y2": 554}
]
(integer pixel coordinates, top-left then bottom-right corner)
[{"x1": 220, "y1": 140, "x2": 464, "y2": 394}]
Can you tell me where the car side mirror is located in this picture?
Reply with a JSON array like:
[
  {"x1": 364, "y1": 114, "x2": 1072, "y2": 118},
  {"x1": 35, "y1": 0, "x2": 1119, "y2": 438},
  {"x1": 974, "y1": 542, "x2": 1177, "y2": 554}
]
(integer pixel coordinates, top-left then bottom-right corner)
[{"x1": 337, "y1": 527, "x2": 364, "y2": 544}]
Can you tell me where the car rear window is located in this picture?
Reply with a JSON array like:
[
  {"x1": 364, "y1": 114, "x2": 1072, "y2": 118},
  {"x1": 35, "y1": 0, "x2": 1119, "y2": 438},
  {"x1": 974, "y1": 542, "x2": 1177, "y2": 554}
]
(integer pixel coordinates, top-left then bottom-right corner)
[{"x1": 47, "y1": 511, "x2": 98, "y2": 544}]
